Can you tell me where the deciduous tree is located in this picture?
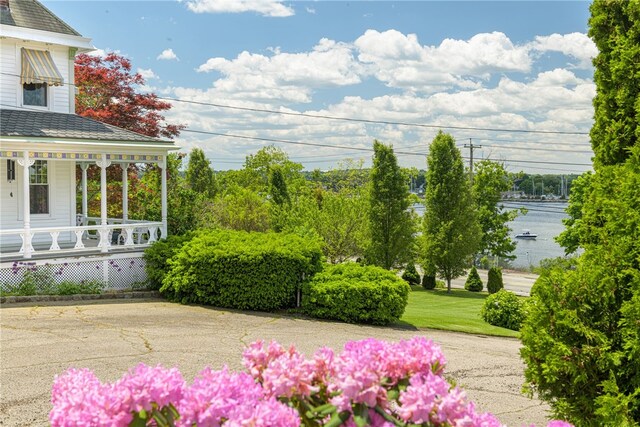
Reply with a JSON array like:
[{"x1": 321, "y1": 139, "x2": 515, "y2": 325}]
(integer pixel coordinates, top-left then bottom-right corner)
[
  {"x1": 422, "y1": 132, "x2": 480, "y2": 292},
  {"x1": 472, "y1": 160, "x2": 519, "y2": 262},
  {"x1": 367, "y1": 140, "x2": 415, "y2": 270},
  {"x1": 75, "y1": 52, "x2": 183, "y2": 139}
]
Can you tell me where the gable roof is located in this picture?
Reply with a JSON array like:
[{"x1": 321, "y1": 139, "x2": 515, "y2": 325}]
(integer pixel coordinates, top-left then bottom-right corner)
[
  {"x1": 0, "y1": 109, "x2": 172, "y2": 144},
  {"x1": 0, "y1": 0, "x2": 81, "y2": 36}
]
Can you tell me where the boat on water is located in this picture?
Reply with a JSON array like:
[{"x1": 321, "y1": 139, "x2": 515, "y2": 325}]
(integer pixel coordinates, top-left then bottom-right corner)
[{"x1": 515, "y1": 229, "x2": 538, "y2": 239}]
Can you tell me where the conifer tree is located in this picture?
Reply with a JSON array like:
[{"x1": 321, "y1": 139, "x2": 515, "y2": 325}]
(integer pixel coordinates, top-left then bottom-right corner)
[
  {"x1": 186, "y1": 148, "x2": 216, "y2": 197},
  {"x1": 521, "y1": 2, "x2": 640, "y2": 424}
]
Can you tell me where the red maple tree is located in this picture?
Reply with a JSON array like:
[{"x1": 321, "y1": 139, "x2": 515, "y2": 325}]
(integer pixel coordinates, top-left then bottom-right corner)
[{"x1": 75, "y1": 52, "x2": 184, "y2": 139}]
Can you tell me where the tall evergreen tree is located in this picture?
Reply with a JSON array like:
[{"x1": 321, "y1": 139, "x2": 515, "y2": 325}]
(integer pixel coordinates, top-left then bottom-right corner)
[
  {"x1": 269, "y1": 166, "x2": 290, "y2": 206},
  {"x1": 422, "y1": 132, "x2": 480, "y2": 293},
  {"x1": 521, "y1": 2, "x2": 640, "y2": 424},
  {"x1": 367, "y1": 140, "x2": 415, "y2": 270},
  {"x1": 186, "y1": 148, "x2": 215, "y2": 197}
]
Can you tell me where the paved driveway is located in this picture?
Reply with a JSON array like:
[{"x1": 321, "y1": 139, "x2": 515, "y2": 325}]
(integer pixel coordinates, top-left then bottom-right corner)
[{"x1": 0, "y1": 298, "x2": 549, "y2": 426}]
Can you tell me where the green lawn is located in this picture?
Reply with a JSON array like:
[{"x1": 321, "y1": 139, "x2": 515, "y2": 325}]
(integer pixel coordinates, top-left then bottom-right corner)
[{"x1": 398, "y1": 287, "x2": 520, "y2": 338}]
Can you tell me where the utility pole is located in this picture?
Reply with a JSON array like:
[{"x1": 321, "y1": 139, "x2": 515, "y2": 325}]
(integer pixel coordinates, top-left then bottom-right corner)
[{"x1": 463, "y1": 138, "x2": 482, "y2": 182}]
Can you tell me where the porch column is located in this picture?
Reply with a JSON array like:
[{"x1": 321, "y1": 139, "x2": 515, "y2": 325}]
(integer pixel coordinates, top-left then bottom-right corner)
[
  {"x1": 160, "y1": 155, "x2": 167, "y2": 238},
  {"x1": 122, "y1": 163, "x2": 128, "y2": 223},
  {"x1": 80, "y1": 163, "x2": 89, "y2": 223},
  {"x1": 96, "y1": 154, "x2": 111, "y2": 252},
  {"x1": 17, "y1": 151, "x2": 35, "y2": 258}
]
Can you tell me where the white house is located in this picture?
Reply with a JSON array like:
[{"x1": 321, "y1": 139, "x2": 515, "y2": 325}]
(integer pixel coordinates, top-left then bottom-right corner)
[{"x1": 0, "y1": 0, "x2": 176, "y2": 290}]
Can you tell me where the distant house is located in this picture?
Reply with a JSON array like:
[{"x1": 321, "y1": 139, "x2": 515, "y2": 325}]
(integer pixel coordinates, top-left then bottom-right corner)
[{"x1": 0, "y1": 0, "x2": 175, "y2": 289}]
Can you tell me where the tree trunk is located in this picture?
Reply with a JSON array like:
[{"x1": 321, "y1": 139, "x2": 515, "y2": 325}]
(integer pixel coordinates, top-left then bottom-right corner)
[{"x1": 447, "y1": 277, "x2": 452, "y2": 293}]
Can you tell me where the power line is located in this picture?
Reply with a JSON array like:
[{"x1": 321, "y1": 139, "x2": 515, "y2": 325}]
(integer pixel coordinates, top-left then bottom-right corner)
[
  {"x1": 475, "y1": 136, "x2": 591, "y2": 147},
  {"x1": 179, "y1": 127, "x2": 594, "y2": 167},
  {"x1": 2, "y1": 70, "x2": 592, "y2": 138},
  {"x1": 481, "y1": 144, "x2": 592, "y2": 154},
  {"x1": 161, "y1": 96, "x2": 590, "y2": 136}
]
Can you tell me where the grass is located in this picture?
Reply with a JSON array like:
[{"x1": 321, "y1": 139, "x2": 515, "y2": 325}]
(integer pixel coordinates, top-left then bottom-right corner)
[{"x1": 398, "y1": 286, "x2": 520, "y2": 338}]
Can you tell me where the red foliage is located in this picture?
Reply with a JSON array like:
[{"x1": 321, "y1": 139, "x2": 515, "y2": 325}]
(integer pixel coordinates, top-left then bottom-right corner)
[{"x1": 75, "y1": 52, "x2": 184, "y2": 139}]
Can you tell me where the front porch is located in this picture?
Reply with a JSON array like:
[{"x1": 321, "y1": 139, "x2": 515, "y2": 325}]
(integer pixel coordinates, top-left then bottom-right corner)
[{"x1": 0, "y1": 216, "x2": 163, "y2": 262}]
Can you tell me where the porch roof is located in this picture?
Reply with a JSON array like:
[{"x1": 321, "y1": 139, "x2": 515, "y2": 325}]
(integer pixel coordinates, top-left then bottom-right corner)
[{"x1": 0, "y1": 109, "x2": 173, "y2": 145}]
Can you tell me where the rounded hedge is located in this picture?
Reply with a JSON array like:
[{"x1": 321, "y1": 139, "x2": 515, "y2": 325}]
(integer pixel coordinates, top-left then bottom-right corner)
[
  {"x1": 487, "y1": 267, "x2": 504, "y2": 294},
  {"x1": 160, "y1": 229, "x2": 324, "y2": 311},
  {"x1": 302, "y1": 263, "x2": 410, "y2": 325},
  {"x1": 402, "y1": 263, "x2": 421, "y2": 286},
  {"x1": 422, "y1": 274, "x2": 437, "y2": 290},
  {"x1": 464, "y1": 266, "x2": 483, "y2": 292},
  {"x1": 480, "y1": 289, "x2": 526, "y2": 331},
  {"x1": 144, "y1": 232, "x2": 196, "y2": 290}
]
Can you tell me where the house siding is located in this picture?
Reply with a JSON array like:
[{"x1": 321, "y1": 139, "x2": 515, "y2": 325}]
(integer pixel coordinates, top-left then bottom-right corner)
[
  {"x1": 0, "y1": 39, "x2": 72, "y2": 113},
  {"x1": 0, "y1": 160, "x2": 75, "y2": 246}
]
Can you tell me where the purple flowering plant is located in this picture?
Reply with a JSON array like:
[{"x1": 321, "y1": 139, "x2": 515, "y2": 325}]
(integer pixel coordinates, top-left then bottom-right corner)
[{"x1": 50, "y1": 337, "x2": 572, "y2": 427}]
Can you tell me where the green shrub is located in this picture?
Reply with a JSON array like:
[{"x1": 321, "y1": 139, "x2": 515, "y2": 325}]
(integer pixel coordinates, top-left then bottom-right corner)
[
  {"x1": 161, "y1": 229, "x2": 324, "y2": 311},
  {"x1": 487, "y1": 267, "x2": 503, "y2": 294},
  {"x1": 1, "y1": 267, "x2": 55, "y2": 296},
  {"x1": 56, "y1": 280, "x2": 104, "y2": 295},
  {"x1": 144, "y1": 232, "x2": 196, "y2": 290},
  {"x1": 302, "y1": 263, "x2": 410, "y2": 325},
  {"x1": 480, "y1": 289, "x2": 526, "y2": 331},
  {"x1": 401, "y1": 263, "x2": 420, "y2": 286},
  {"x1": 464, "y1": 266, "x2": 483, "y2": 292},
  {"x1": 435, "y1": 280, "x2": 446, "y2": 289}
]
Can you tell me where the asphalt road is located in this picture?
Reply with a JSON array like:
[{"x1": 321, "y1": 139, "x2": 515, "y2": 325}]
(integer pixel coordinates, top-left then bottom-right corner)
[
  {"x1": 451, "y1": 268, "x2": 539, "y2": 296},
  {"x1": 0, "y1": 298, "x2": 550, "y2": 427}
]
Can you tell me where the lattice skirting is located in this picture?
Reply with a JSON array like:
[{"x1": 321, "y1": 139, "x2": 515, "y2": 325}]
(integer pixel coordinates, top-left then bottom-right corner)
[{"x1": 0, "y1": 252, "x2": 148, "y2": 292}]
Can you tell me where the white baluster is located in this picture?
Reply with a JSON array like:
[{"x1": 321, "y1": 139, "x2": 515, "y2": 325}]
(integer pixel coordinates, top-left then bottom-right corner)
[
  {"x1": 19, "y1": 232, "x2": 34, "y2": 255},
  {"x1": 124, "y1": 226, "x2": 135, "y2": 246},
  {"x1": 74, "y1": 230, "x2": 85, "y2": 249},
  {"x1": 98, "y1": 228, "x2": 110, "y2": 250},
  {"x1": 148, "y1": 226, "x2": 158, "y2": 243},
  {"x1": 50, "y1": 231, "x2": 60, "y2": 251}
]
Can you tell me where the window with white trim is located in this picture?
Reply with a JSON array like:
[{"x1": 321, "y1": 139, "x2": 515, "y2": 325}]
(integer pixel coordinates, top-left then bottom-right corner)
[
  {"x1": 29, "y1": 160, "x2": 49, "y2": 214},
  {"x1": 23, "y1": 83, "x2": 48, "y2": 107}
]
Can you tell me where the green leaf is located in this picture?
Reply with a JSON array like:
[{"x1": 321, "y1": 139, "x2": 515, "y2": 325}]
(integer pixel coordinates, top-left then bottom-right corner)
[{"x1": 324, "y1": 410, "x2": 351, "y2": 427}]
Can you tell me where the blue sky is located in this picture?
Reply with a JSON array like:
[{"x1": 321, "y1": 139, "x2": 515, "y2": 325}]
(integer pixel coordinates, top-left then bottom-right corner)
[{"x1": 45, "y1": 0, "x2": 595, "y2": 173}]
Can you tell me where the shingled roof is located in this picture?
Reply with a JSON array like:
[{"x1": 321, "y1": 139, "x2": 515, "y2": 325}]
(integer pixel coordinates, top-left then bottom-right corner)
[
  {"x1": 0, "y1": 109, "x2": 170, "y2": 144},
  {"x1": 0, "y1": 0, "x2": 81, "y2": 36}
]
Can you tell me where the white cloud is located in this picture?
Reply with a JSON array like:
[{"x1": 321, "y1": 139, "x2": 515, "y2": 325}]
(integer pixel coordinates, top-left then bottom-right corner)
[
  {"x1": 306, "y1": 7, "x2": 316, "y2": 14},
  {"x1": 161, "y1": 30, "x2": 595, "y2": 172},
  {"x1": 186, "y1": 0, "x2": 294, "y2": 17},
  {"x1": 87, "y1": 48, "x2": 107, "y2": 57},
  {"x1": 354, "y1": 30, "x2": 531, "y2": 92},
  {"x1": 157, "y1": 48, "x2": 179, "y2": 61},
  {"x1": 195, "y1": 38, "x2": 361, "y2": 102},
  {"x1": 137, "y1": 68, "x2": 158, "y2": 80},
  {"x1": 530, "y1": 33, "x2": 597, "y2": 68}
]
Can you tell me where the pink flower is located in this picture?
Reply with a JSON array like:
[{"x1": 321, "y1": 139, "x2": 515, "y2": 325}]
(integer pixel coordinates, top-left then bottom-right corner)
[
  {"x1": 116, "y1": 364, "x2": 185, "y2": 413},
  {"x1": 547, "y1": 422, "x2": 574, "y2": 427},
  {"x1": 50, "y1": 368, "x2": 132, "y2": 427}
]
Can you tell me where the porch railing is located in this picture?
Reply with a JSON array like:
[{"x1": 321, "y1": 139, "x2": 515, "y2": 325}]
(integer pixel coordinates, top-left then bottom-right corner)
[{"x1": 0, "y1": 219, "x2": 164, "y2": 259}]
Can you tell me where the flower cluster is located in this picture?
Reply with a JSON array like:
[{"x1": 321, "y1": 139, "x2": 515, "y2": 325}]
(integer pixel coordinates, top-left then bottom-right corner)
[{"x1": 50, "y1": 337, "x2": 574, "y2": 427}]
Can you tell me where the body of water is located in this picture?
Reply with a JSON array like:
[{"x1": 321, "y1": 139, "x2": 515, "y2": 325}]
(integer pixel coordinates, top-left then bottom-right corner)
[
  {"x1": 412, "y1": 201, "x2": 570, "y2": 268},
  {"x1": 505, "y1": 201, "x2": 569, "y2": 268}
]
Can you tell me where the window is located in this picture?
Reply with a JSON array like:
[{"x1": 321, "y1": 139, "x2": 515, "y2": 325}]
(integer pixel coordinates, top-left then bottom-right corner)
[
  {"x1": 29, "y1": 160, "x2": 49, "y2": 214},
  {"x1": 23, "y1": 83, "x2": 48, "y2": 107}
]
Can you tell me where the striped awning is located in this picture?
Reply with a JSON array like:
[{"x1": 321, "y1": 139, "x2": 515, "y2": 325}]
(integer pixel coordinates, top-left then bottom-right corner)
[{"x1": 21, "y1": 48, "x2": 64, "y2": 86}]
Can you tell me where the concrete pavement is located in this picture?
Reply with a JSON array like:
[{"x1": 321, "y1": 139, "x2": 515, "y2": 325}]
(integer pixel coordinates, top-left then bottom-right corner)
[
  {"x1": 0, "y1": 298, "x2": 549, "y2": 426},
  {"x1": 451, "y1": 269, "x2": 539, "y2": 296}
]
